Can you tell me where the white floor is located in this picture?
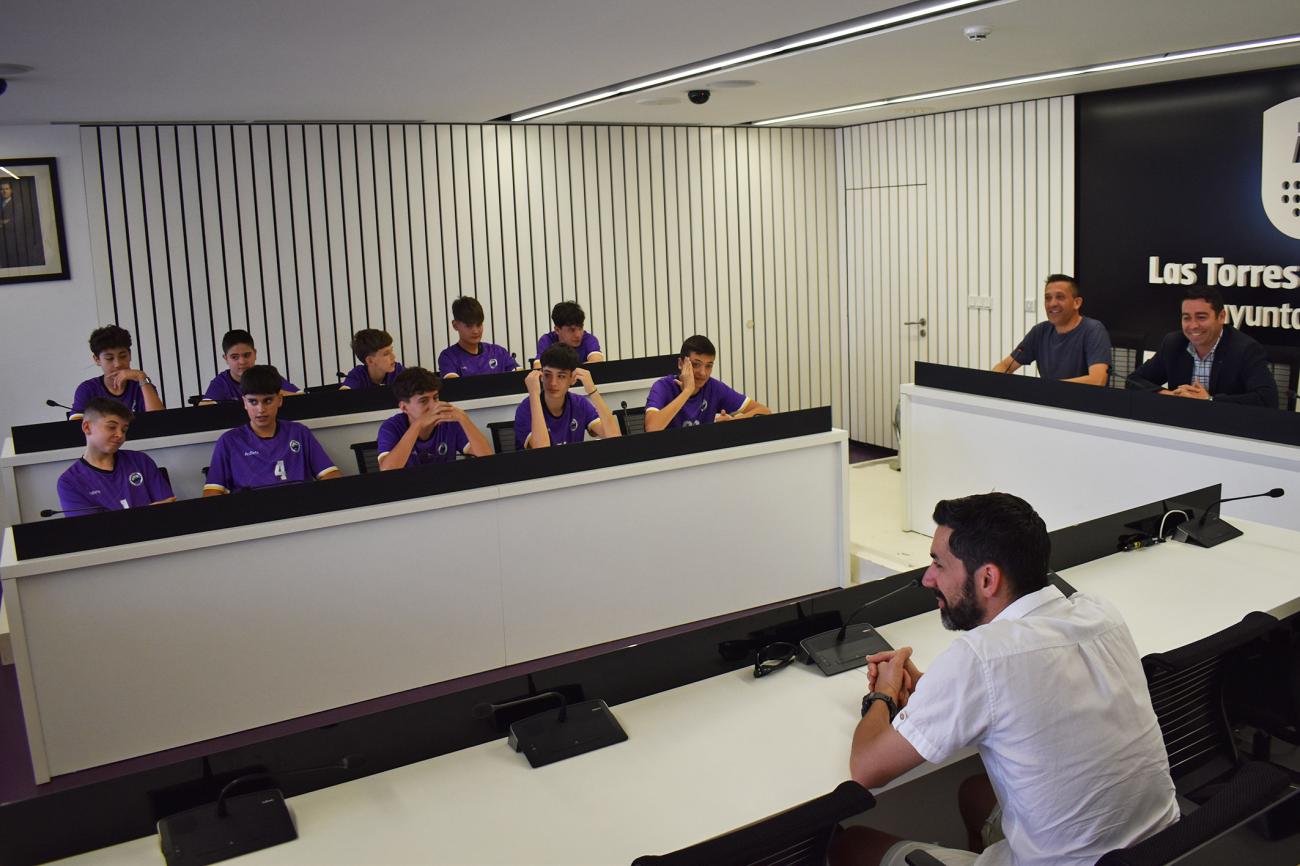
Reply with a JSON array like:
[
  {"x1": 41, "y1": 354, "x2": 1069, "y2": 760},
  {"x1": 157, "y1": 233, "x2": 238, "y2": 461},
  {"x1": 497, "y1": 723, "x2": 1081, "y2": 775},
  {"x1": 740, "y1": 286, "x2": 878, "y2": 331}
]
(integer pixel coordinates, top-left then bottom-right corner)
[{"x1": 848, "y1": 458, "x2": 933, "y2": 583}]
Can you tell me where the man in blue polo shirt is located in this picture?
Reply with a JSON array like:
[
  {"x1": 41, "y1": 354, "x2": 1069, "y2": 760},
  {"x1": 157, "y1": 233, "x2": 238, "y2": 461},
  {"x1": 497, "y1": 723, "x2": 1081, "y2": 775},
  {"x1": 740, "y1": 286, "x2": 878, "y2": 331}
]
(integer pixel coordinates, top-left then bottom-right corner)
[
  {"x1": 992, "y1": 275, "x2": 1111, "y2": 385},
  {"x1": 644, "y1": 335, "x2": 771, "y2": 431}
]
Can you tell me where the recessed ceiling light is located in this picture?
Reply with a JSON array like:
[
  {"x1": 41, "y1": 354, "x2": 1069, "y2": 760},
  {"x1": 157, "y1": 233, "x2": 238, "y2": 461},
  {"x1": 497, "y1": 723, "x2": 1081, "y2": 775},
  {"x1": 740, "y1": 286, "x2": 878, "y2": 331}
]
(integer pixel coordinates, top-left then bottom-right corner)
[
  {"x1": 707, "y1": 80, "x2": 757, "y2": 89},
  {"x1": 636, "y1": 97, "x2": 681, "y2": 106},
  {"x1": 0, "y1": 63, "x2": 34, "y2": 76}
]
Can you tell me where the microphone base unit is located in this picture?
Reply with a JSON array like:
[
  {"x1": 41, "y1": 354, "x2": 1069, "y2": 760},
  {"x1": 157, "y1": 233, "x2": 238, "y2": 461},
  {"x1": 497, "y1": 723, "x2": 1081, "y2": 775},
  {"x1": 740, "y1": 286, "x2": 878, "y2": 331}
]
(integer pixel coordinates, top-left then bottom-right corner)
[
  {"x1": 508, "y1": 699, "x2": 628, "y2": 768},
  {"x1": 1175, "y1": 516, "x2": 1244, "y2": 548},
  {"x1": 157, "y1": 788, "x2": 297, "y2": 866},
  {"x1": 800, "y1": 624, "x2": 894, "y2": 677}
]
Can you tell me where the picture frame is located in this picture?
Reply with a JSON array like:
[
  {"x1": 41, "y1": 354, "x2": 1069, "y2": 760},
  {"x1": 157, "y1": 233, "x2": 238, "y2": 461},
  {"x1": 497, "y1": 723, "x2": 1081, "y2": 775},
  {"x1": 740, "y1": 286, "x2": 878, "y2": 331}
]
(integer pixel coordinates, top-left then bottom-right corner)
[{"x1": 0, "y1": 156, "x2": 71, "y2": 284}]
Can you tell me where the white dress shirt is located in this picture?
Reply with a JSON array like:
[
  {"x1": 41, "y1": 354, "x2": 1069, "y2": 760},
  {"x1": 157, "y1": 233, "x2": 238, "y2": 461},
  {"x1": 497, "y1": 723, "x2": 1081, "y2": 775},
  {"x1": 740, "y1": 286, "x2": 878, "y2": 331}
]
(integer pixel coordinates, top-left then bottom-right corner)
[{"x1": 893, "y1": 585, "x2": 1179, "y2": 866}]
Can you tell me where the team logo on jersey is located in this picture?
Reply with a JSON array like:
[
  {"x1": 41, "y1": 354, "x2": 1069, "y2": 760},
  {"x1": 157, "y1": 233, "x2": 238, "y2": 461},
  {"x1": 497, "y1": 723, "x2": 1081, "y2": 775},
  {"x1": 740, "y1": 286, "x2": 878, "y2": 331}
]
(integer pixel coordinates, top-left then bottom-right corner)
[
  {"x1": 437, "y1": 442, "x2": 448, "y2": 456},
  {"x1": 569, "y1": 418, "x2": 579, "y2": 431},
  {"x1": 700, "y1": 398, "x2": 709, "y2": 411},
  {"x1": 128, "y1": 471, "x2": 144, "y2": 487},
  {"x1": 289, "y1": 439, "x2": 301, "y2": 453},
  {"x1": 489, "y1": 358, "x2": 498, "y2": 369}
]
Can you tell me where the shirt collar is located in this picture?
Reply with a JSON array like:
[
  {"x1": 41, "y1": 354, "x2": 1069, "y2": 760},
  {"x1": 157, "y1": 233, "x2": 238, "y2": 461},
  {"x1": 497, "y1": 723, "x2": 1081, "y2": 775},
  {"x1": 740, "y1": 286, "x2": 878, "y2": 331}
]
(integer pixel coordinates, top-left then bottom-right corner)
[
  {"x1": 1186, "y1": 331, "x2": 1223, "y2": 360},
  {"x1": 991, "y1": 584, "x2": 1063, "y2": 623}
]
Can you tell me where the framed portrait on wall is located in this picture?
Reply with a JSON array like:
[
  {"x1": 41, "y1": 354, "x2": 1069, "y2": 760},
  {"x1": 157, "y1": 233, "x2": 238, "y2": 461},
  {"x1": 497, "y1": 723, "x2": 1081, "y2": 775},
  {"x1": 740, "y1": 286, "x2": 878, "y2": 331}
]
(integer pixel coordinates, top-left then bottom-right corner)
[{"x1": 0, "y1": 157, "x2": 71, "y2": 285}]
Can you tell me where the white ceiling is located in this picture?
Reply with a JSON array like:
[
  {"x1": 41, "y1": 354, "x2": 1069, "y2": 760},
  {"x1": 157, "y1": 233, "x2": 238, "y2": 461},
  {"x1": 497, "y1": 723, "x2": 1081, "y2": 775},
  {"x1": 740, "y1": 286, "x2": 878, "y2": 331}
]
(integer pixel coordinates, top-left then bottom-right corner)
[{"x1": 3, "y1": 0, "x2": 1299, "y2": 127}]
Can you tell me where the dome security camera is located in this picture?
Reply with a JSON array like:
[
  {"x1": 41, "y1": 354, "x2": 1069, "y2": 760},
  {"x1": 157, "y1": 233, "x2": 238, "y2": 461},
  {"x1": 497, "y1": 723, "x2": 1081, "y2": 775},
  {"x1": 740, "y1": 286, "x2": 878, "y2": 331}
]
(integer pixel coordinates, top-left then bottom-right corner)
[{"x1": 687, "y1": 89, "x2": 711, "y2": 105}]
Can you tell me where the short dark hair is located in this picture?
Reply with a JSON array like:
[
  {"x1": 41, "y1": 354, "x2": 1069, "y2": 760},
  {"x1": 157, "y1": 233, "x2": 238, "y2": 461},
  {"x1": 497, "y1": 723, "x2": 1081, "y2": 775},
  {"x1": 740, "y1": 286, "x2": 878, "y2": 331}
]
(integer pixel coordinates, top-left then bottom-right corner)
[
  {"x1": 393, "y1": 367, "x2": 441, "y2": 403},
  {"x1": 932, "y1": 492, "x2": 1050, "y2": 600},
  {"x1": 550, "y1": 301, "x2": 586, "y2": 329},
  {"x1": 222, "y1": 329, "x2": 256, "y2": 354},
  {"x1": 240, "y1": 365, "x2": 284, "y2": 397},
  {"x1": 1044, "y1": 274, "x2": 1079, "y2": 298},
  {"x1": 89, "y1": 325, "x2": 132, "y2": 356},
  {"x1": 679, "y1": 335, "x2": 717, "y2": 359},
  {"x1": 82, "y1": 396, "x2": 133, "y2": 423},
  {"x1": 539, "y1": 344, "x2": 579, "y2": 372},
  {"x1": 1184, "y1": 286, "x2": 1225, "y2": 315},
  {"x1": 451, "y1": 296, "x2": 485, "y2": 326},
  {"x1": 351, "y1": 329, "x2": 393, "y2": 362}
]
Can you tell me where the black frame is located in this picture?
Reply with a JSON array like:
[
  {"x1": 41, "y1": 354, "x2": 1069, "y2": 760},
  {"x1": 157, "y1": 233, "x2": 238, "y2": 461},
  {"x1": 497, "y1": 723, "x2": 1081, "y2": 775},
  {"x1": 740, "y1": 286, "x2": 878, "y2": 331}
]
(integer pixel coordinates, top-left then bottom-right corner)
[{"x1": 0, "y1": 157, "x2": 71, "y2": 285}]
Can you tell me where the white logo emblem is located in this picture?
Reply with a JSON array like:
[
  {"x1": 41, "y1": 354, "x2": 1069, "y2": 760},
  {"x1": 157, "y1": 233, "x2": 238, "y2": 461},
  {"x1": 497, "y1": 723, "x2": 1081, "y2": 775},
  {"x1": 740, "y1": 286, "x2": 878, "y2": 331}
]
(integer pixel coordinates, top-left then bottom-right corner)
[
  {"x1": 437, "y1": 442, "x2": 448, "y2": 456},
  {"x1": 700, "y1": 398, "x2": 709, "y2": 411},
  {"x1": 569, "y1": 418, "x2": 579, "y2": 432},
  {"x1": 128, "y1": 471, "x2": 144, "y2": 487},
  {"x1": 489, "y1": 358, "x2": 498, "y2": 369},
  {"x1": 289, "y1": 439, "x2": 301, "y2": 453},
  {"x1": 1262, "y1": 96, "x2": 1300, "y2": 240},
  {"x1": 685, "y1": 419, "x2": 701, "y2": 427}
]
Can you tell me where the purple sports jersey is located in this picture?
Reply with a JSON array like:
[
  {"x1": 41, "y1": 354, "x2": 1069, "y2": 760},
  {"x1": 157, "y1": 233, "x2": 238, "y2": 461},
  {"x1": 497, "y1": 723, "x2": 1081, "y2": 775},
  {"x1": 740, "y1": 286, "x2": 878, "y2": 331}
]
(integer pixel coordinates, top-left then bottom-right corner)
[
  {"x1": 536, "y1": 331, "x2": 602, "y2": 361},
  {"x1": 645, "y1": 375, "x2": 748, "y2": 428},
  {"x1": 71, "y1": 376, "x2": 148, "y2": 416},
  {"x1": 514, "y1": 392, "x2": 601, "y2": 447},
  {"x1": 437, "y1": 342, "x2": 517, "y2": 377},
  {"x1": 376, "y1": 411, "x2": 469, "y2": 467},
  {"x1": 203, "y1": 370, "x2": 300, "y2": 402},
  {"x1": 342, "y1": 362, "x2": 405, "y2": 390},
  {"x1": 56, "y1": 450, "x2": 173, "y2": 516},
  {"x1": 204, "y1": 419, "x2": 337, "y2": 493}
]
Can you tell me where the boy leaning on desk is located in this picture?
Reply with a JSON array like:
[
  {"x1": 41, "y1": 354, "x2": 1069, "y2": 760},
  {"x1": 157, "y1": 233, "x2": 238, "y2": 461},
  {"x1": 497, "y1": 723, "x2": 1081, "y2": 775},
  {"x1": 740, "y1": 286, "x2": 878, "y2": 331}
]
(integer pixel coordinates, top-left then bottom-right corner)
[{"x1": 55, "y1": 397, "x2": 175, "y2": 517}]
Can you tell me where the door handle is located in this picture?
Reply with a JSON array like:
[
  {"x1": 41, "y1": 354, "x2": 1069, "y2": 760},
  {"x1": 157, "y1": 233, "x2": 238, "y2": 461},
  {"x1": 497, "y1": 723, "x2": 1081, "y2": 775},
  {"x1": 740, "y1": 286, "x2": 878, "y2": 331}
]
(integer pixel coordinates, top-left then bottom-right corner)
[{"x1": 903, "y1": 318, "x2": 927, "y2": 337}]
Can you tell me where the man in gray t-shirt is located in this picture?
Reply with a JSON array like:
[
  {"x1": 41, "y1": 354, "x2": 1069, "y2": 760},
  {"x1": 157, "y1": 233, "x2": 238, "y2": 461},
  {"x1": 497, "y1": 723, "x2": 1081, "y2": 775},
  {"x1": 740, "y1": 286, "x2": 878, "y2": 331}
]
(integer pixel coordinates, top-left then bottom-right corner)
[{"x1": 993, "y1": 274, "x2": 1111, "y2": 385}]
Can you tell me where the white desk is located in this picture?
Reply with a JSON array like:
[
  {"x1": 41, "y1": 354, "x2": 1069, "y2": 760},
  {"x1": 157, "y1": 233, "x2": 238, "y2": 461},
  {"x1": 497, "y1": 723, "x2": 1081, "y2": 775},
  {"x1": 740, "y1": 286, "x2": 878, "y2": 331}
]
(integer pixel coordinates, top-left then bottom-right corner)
[
  {"x1": 1, "y1": 378, "x2": 656, "y2": 524},
  {"x1": 4, "y1": 429, "x2": 849, "y2": 783},
  {"x1": 899, "y1": 384, "x2": 1300, "y2": 535},
  {"x1": 51, "y1": 522, "x2": 1300, "y2": 866}
]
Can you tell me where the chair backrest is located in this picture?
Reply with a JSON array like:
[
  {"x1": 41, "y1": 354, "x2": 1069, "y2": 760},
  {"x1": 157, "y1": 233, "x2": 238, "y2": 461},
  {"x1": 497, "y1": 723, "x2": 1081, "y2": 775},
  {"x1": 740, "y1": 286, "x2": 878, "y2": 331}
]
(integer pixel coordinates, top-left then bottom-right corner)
[
  {"x1": 1263, "y1": 346, "x2": 1299, "y2": 411},
  {"x1": 1094, "y1": 761, "x2": 1294, "y2": 866},
  {"x1": 488, "y1": 420, "x2": 518, "y2": 454},
  {"x1": 350, "y1": 440, "x2": 380, "y2": 474},
  {"x1": 1108, "y1": 331, "x2": 1146, "y2": 390},
  {"x1": 1142, "y1": 612, "x2": 1281, "y2": 781},
  {"x1": 616, "y1": 404, "x2": 647, "y2": 436},
  {"x1": 629, "y1": 780, "x2": 874, "y2": 866}
]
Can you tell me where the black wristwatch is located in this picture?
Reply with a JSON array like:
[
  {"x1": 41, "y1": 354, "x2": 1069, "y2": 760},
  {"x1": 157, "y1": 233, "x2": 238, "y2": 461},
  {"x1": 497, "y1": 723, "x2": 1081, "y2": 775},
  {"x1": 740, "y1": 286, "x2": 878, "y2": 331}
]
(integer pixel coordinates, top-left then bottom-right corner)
[{"x1": 861, "y1": 691, "x2": 899, "y2": 720}]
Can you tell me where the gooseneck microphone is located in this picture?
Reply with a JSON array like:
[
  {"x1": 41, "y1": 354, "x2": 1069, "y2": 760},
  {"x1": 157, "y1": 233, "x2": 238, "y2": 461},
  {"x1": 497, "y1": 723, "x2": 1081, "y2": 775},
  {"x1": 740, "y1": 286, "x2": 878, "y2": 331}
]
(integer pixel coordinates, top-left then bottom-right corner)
[
  {"x1": 214, "y1": 755, "x2": 365, "y2": 817},
  {"x1": 46, "y1": 398, "x2": 75, "y2": 412},
  {"x1": 335, "y1": 371, "x2": 347, "y2": 380},
  {"x1": 473, "y1": 690, "x2": 568, "y2": 724},
  {"x1": 1176, "y1": 488, "x2": 1284, "y2": 548},
  {"x1": 40, "y1": 504, "x2": 109, "y2": 518},
  {"x1": 836, "y1": 577, "x2": 923, "y2": 643}
]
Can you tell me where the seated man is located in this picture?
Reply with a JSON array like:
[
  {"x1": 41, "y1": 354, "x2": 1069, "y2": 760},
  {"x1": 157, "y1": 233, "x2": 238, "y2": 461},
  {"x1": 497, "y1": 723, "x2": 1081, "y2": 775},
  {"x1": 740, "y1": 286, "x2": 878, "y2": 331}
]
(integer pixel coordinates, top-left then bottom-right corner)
[
  {"x1": 643, "y1": 335, "x2": 771, "y2": 431},
  {"x1": 992, "y1": 274, "x2": 1110, "y2": 385},
  {"x1": 70, "y1": 325, "x2": 166, "y2": 418},
  {"x1": 56, "y1": 397, "x2": 175, "y2": 516},
  {"x1": 514, "y1": 345, "x2": 620, "y2": 449},
  {"x1": 438, "y1": 296, "x2": 518, "y2": 378},
  {"x1": 203, "y1": 365, "x2": 340, "y2": 495},
  {"x1": 1127, "y1": 287, "x2": 1278, "y2": 407},
  {"x1": 377, "y1": 367, "x2": 492, "y2": 470},
  {"x1": 535, "y1": 300, "x2": 605, "y2": 364},
  {"x1": 834, "y1": 492, "x2": 1177, "y2": 866},
  {"x1": 200, "y1": 329, "x2": 300, "y2": 403},
  {"x1": 340, "y1": 328, "x2": 405, "y2": 390}
]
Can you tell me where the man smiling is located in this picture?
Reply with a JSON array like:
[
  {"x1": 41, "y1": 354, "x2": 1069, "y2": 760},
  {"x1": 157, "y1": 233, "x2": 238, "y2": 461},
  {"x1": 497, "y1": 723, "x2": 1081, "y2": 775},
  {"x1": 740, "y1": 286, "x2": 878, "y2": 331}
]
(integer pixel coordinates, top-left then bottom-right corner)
[{"x1": 992, "y1": 274, "x2": 1111, "y2": 385}]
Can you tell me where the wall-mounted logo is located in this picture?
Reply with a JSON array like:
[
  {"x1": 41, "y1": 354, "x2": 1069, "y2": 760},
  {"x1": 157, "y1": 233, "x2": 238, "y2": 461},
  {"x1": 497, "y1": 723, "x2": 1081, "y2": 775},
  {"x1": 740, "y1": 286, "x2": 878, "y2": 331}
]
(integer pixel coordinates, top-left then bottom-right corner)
[{"x1": 1262, "y1": 96, "x2": 1300, "y2": 240}]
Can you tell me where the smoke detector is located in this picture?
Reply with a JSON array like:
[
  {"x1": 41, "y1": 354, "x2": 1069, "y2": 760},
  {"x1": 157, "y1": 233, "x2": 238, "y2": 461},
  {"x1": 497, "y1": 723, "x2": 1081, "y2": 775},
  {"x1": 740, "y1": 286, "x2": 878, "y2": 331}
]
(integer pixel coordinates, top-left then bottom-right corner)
[{"x1": 963, "y1": 26, "x2": 992, "y2": 42}]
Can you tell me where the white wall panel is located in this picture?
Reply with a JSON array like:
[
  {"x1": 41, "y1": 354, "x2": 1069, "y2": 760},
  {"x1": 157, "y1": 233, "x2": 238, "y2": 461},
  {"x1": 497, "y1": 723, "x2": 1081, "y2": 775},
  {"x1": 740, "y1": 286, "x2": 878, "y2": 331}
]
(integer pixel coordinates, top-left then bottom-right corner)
[{"x1": 839, "y1": 97, "x2": 1075, "y2": 446}]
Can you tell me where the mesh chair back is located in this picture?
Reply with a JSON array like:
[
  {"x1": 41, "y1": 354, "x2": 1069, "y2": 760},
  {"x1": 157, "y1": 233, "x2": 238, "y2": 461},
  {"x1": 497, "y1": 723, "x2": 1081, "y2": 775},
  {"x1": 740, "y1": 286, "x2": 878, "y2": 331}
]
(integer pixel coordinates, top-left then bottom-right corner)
[
  {"x1": 630, "y1": 780, "x2": 874, "y2": 866},
  {"x1": 1108, "y1": 331, "x2": 1146, "y2": 390},
  {"x1": 488, "y1": 420, "x2": 518, "y2": 453},
  {"x1": 616, "y1": 405, "x2": 647, "y2": 436},
  {"x1": 350, "y1": 440, "x2": 380, "y2": 474},
  {"x1": 1263, "y1": 348, "x2": 1299, "y2": 411}
]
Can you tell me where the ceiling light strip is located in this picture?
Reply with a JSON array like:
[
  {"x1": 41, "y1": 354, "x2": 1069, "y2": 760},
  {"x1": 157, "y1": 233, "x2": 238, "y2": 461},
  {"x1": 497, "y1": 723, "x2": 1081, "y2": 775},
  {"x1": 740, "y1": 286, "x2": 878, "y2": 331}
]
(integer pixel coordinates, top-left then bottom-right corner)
[
  {"x1": 753, "y1": 33, "x2": 1300, "y2": 125},
  {"x1": 509, "y1": 0, "x2": 1003, "y2": 122}
]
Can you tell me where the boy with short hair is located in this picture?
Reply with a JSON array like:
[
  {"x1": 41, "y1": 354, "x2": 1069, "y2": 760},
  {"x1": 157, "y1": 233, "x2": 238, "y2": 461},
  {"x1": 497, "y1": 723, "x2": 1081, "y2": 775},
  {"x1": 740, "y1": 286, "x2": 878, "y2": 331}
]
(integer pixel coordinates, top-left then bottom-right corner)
[
  {"x1": 377, "y1": 367, "x2": 492, "y2": 470},
  {"x1": 535, "y1": 301, "x2": 605, "y2": 364},
  {"x1": 644, "y1": 335, "x2": 771, "y2": 432},
  {"x1": 70, "y1": 325, "x2": 165, "y2": 419},
  {"x1": 203, "y1": 365, "x2": 340, "y2": 495},
  {"x1": 438, "y1": 296, "x2": 518, "y2": 378},
  {"x1": 200, "y1": 329, "x2": 301, "y2": 403},
  {"x1": 340, "y1": 329, "x2": 405, "y2": 389},
  {"x1": 56, "y1": 397, "x2": 175, "y2": 516},
  {"x1": 514, "y1": 345, "x2": 620, "y2": 449}
]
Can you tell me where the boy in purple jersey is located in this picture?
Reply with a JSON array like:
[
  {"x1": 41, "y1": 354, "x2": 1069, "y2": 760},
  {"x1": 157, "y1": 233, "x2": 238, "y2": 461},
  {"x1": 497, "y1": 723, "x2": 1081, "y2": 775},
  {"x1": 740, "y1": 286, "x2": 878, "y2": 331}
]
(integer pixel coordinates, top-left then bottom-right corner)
[
  {"x1": 438, "y1": 296, "x2": 518, "y2": 378},
  {"x1": 377, "y1": 367, "x2": 492, "y2": 470},
  {"x1": 644, "y1": 335, "x2": 772, "y2": 431},
  {"x1": 70, "y1": 325, "x2": 165, "y2": 419},
  {"x1": 534, "y1": 301, "x2": 605, "y2": 364},
  {"x1": 340, "y1": 329, "x2": 405, "y2": 390},
  {"x1": 515, "y1": 345, "x2": 620, "y2": 449},
  {"x1": 199, "y1": 329, "x2": 301, "y2": 403},
  {"x1": 203, "y1": 365, "x2": 340, "y2": 495},
  {"x1": 56, "y1": 398, "x2": 175, "y2": 516}
]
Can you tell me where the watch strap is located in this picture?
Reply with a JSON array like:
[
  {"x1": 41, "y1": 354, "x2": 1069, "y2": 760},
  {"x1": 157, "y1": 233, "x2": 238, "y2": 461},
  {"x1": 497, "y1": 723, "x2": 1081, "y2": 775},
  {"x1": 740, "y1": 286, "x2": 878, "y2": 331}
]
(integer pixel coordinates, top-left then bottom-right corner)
[{"x1": 861, "y1": 691, "x2": 899, "y2": 721}]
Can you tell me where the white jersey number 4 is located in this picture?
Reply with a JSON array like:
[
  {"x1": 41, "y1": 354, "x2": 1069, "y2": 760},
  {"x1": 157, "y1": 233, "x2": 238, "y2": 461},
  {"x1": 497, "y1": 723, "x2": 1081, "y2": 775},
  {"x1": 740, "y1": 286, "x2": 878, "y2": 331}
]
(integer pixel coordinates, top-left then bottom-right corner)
[{"x1": 274, "y1": 459, "x2": 287, "y2": 481}]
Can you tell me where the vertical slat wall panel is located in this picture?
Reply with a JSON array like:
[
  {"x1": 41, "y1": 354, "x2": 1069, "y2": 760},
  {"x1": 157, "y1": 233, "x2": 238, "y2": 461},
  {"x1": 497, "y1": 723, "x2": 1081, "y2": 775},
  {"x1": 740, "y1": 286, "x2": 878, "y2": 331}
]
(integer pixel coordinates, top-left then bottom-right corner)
[
  {"x1": 839, "y1": 97, "x2": 1075, "y2": 446},
  {"x1": 83, "y1": 123, "x2": 840, "y2": 421}
]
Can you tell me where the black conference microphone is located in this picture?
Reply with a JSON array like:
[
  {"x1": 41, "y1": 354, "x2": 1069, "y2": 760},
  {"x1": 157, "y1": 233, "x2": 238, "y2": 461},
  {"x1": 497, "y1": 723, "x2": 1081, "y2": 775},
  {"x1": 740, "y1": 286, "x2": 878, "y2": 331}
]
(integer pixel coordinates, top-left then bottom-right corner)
[
  {"x1": 39, "y1": 504, "x2": 109, "y2": 518},
  {"x1": 476, "y1": 690, "x2": 627, "y2": 769},
  {"x1": 46, "y1": 398, "x2": 75, "y2": 413},
  {"x1": 800, "y1": 577, "x2": 925, "y2": 676},
  {"x1": 473, "y1": 690, "x2": 568, "y2": 726},
  {"x1": 1176, "y1": 488, "x2": 1285, "y2": 549},
  {"x1": 835, "y1": 577, "x2": 923, "y2": 643},
  {"x1": 335, "y1": 370, "x2": 347, "y2": 381}
]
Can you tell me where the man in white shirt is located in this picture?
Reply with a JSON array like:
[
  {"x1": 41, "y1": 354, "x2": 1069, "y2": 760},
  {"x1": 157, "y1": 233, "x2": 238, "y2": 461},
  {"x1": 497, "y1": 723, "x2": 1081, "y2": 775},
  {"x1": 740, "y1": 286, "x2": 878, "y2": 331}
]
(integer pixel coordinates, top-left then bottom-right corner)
[{"x1": 833, "y1": 492, "x2": 1178, "y2": 866}]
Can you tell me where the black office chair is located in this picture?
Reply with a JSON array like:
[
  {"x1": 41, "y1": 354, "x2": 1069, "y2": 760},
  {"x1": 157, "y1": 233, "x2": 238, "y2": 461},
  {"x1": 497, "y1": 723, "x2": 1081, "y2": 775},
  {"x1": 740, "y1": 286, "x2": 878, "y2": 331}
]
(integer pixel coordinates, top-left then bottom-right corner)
[
  {"x1": 488, "y1": 420, "x2": 518, "y2": 454},
  {"x1": 1229, "y1": 617, "x2": 1300, "y2": 753},
  {"x1": 629, "y1": 781, "x2": 874, "y2": 866},
  {"x1": 1094, "y1": 761, "x2": 1296, "y2": 866},
  {"x1": 1108, "y1": 331, "x2": 1146, "y2": 390},
  {"x1": 350, "y1": 440, "x2": 381, "y2": 474},
  {"x1": 304, "y1": 382, "x2": 344, "y2": 394},
  {"x1": 1263, "y1": 346, "x2": 1299, "y2": 411},
  {"x1": 616, "y1": 401, "x2": 647, "y2": 436}
]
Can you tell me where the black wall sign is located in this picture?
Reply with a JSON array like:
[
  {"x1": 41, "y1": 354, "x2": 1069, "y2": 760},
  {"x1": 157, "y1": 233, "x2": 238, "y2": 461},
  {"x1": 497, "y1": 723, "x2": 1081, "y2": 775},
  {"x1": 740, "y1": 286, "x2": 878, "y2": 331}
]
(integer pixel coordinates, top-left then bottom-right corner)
[{"x1": 1077, "y1": 65, "x2": 1300, "y2": 350}]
